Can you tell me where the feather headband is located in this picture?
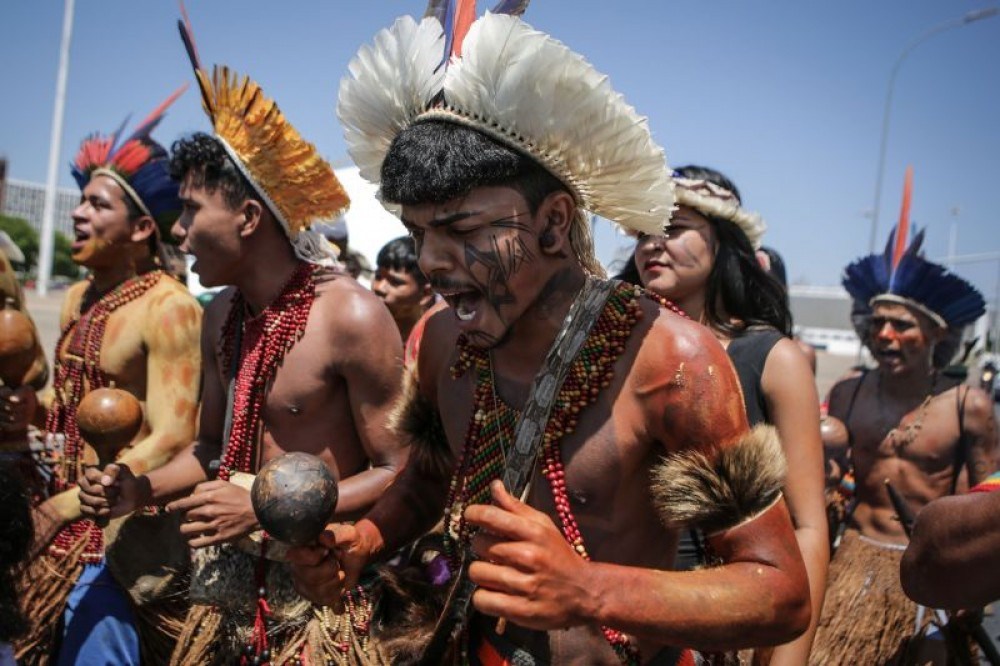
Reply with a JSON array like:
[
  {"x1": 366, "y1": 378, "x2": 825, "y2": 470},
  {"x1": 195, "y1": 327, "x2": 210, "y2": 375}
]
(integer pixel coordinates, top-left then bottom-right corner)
[
  {"x1": 178, "y1": 7, "x2": 349, "y2": 267},
  {"x1": 842, "y1": 225, "x2": 985, "y2": 330},
  {"x1": 843, "y1": 168, "x2": 984, "y2": 330},
  {"x1": 71, "y1": 85, "x2": 187, "y2": 240},
  {"x1": 338, "y1": 10, "x2": 674, "y2": 241},
  {"x1": 671, "y1": 176, "x2": 766, "y2": 250}
]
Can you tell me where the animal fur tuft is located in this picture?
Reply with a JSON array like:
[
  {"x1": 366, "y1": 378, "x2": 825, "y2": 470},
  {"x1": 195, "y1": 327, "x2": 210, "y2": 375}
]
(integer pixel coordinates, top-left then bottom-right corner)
[
  {"x1": 369, "y1": 536, "x2": 451, "y2": 664},
  {"x1": 389, "y1": 369, "x2": 453, "y2": 478},
  {"x1": 650, "y1": 424, "x2": 786, "y2": 535}
]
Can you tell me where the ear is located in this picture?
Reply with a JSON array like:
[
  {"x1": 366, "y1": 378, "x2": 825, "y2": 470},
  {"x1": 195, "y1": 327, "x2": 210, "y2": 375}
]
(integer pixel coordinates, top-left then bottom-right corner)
[
  {"x1": 928, "y1": 322, "x2": 949, "y2": 345},
  {"x1": 535, "y1": 190, "x2": 576, "y2": 257},
  {"x1": 237, "y1": 199, "x2": 265, "y2": 239},
  {"x1": 129, "y1": 215, "x2": 157, "y2": 244}
]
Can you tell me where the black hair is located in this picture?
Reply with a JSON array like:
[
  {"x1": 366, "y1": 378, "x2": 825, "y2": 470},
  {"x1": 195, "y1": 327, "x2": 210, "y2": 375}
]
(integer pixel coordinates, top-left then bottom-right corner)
[
  {"x1": 380, "y1": 120, "x2": 569, "y2": 213},
  {"x1": 759, "y1": 246, "x2": 788, "y2": 287},
  {"x1": 675, "y1": 165, "x2": 792, "y2": 336},
  {"x1": 377, "y1": 236, "x2": 427, "y2": 286},
  {"x1": 117, "y1": 193, "x2": 164, "y2": 256},
  {"x1": 121, "y1": 193, "x2": 143, "y2": 221},
  {"x1": 613, "y1": 259, "x2": 641, "y2": 286},
  {"x1": 0, "y1": 463, "x2": 33, "y2": 642},
  {"x1": 169, "y1": 132, "x2": 261, "y2": 211}
]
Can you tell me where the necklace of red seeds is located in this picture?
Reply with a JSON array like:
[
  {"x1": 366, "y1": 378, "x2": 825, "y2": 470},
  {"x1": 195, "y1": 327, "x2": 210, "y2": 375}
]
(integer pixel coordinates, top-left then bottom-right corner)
[
  {"x1": 218, "y1": 262, "x2": 323, "y2": 666},
  {"x1": 46, "y1": 269, "x2": 165, "y2": 562},
  {"x1": 217, "y1": 262, "x2": 317, "y2": 482},
  {"x1": 647, "y1": 290, "x2": 688, "y2": 319},
  {"x1": 447, "y1": 281, "x2": 670, "y2": 665}
]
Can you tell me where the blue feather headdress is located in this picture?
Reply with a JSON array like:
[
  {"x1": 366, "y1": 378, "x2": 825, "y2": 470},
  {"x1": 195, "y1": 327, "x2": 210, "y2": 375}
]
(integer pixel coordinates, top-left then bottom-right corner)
[
  {"x1": 70, "y1": 85, "x2": 187, "y2": 244},
  {"x1": 843, "y1": 224, "x2": 985, "y2": 330}
]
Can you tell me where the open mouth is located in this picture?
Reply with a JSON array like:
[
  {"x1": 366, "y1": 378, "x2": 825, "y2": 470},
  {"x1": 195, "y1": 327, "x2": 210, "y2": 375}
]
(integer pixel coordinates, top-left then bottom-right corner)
[
  {"x1": 71, "y1": 228, "x2": 90, "y2": 252},
  {"x1": 439, "y1": 289, "x2": 482, "y2": 323},
  {"x1": 874, "y1": 349, "x2": 903, "y2": 363}
]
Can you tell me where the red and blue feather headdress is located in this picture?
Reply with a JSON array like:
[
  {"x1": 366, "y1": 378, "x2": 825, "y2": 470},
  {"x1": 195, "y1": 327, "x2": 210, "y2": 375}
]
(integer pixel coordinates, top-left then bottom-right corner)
[
  {"x1": 843, "y1": 167, "x2": 985, "y2": 329},
  {"x1": 70, "y1": 85, "x2": 187, "y2": 240}
]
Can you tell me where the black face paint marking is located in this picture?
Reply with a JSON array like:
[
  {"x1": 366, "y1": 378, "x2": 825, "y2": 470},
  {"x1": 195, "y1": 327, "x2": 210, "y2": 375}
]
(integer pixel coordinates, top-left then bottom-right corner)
[{"x1": 465, "y1": 239, "x2": 516, "y2": 312}]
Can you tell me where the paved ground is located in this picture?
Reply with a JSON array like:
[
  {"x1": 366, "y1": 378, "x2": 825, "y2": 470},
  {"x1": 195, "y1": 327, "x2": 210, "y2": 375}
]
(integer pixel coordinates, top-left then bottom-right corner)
[{"x1": 24, "y1": 287, "x2": 64, "y2": 371}]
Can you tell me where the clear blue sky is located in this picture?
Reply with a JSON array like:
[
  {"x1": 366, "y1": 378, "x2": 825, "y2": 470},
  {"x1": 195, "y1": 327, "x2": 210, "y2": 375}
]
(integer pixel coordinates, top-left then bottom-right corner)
[{"x1": 2, "y1": 1, "x2": 998, "y2": 301}]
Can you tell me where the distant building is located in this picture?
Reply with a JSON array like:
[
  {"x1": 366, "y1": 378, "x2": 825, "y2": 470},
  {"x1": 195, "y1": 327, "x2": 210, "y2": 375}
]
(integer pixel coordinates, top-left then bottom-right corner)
[
  {"x1": 1, "y1": 178, "x2": 77, "y2": 237},
  {"x1": 789, "y1": 285, "x2": 860, "y2": 356}
]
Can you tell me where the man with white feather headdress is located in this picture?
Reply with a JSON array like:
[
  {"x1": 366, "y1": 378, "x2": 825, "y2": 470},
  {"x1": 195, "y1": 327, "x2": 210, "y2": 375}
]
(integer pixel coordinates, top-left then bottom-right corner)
[{"x1": 289, "y1": 3, "x2": 812, "y2": 664}]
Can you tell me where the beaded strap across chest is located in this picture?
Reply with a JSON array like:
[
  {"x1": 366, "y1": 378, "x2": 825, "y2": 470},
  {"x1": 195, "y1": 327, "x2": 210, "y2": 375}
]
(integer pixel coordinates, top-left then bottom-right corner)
[{"x1": 442, "y1": 279, "x2": 670, "y2": 666}]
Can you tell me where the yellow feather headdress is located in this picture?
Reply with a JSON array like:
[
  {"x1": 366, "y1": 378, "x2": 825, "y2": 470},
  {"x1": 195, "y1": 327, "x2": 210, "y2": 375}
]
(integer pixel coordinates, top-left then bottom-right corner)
[{"x1": 180, "y1": 9, "x2": 349, "y2": 266}]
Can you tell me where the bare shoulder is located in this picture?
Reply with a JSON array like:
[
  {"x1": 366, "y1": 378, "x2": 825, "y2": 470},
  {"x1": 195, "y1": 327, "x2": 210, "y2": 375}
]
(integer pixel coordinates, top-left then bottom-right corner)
[
  {"x1": 415, "y1": 306, "x2": 461, "y2": 397},
  {"x1": 200, "y1": 286, "x2": 238, "y2": 345},
  {"x1": 144, "y1": 275, "x2": 200, "y2": 313},
  {"x1": 61, "y1": 279, "x2": 90, "y2": 321},
  {"x1": 632, "y1": 302, "x2": 746, "y2": 452},
  {"x1": 141, "y1": 276, "x2": 202, "y2": 348},
  {"x1": 312, "y1": 271, "x2": 398, "y2": 344},
  {"x1": 827, "y1": 373, "x2": 866, "y2": 417},
  {"x1": 961, "y1": 385, "x2": 997, "y2": 435},
  {"x1": 765, "y1": 337, "x2": 814, "y2": 379},
  {"x1": 633, "y1": 302, "x2": 730, "y2": 377}
]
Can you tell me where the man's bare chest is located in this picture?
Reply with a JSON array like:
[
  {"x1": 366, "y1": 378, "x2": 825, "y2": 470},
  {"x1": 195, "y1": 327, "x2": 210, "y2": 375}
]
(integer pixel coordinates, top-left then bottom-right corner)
[
  {"x1": 61, "y1": 304, "x2": 148, "y2": 383},
  {"x1": 851, "y1": 390, "x2": 963, "y2": 471},
  {"x1": 439, "y1": 375, "x2": 653, "y2": 519},
  {"x1": 215, "y1": 333, "x2": 341, "y2": 427}
]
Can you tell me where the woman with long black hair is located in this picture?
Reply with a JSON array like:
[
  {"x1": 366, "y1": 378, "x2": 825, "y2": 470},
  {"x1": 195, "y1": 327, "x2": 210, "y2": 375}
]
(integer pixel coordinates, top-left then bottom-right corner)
[{"x1": 629, "y1": 166, "x2": 828, "y2": 665}]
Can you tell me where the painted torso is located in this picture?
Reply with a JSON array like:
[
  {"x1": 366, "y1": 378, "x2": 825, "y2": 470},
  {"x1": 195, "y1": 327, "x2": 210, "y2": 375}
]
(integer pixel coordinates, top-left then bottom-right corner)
[
  {"x1": 829, "y1": 373, "x2": 966, "y2": 544},
  {"x1": 423, "y1": 291, "x2": 744, "y2": 664}
]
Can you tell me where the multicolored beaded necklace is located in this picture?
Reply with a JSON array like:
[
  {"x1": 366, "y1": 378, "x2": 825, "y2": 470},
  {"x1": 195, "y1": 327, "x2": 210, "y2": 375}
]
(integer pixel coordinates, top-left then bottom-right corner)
[
  {"x1": 445, "y1": 281, "x2": 682, "y2": 666},
  {"x1": 46, "y1": 269, "x2": 165, "y2": 562},
  {"x1": 217, "y1": 261, "x2": 317, "y2": 482}
]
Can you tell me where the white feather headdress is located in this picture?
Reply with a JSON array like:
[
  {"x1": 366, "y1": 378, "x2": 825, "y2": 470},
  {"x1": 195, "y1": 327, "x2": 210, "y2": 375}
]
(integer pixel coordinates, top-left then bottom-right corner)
[{"x1": 337, "y1": 12, "x2": 674, "y2": 239}]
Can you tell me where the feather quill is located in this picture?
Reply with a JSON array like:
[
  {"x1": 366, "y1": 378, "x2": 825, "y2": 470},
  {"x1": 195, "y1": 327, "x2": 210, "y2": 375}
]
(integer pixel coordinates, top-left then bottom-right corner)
[
  {"x1": 123, "y1": 84, "x2": 189, "y2": 145},
  {"x1": 844, "y1": 222, "x2": 984, "y2": 329},
  {"x1": 891, "y1": 166, "x2": 913, "y2": 274},
  {"x1": 490, "y1": 0, "x2": 531, "y2": 16},
  {"x1": 176, "y1": 2, "x2": 213, "y2": 119}
]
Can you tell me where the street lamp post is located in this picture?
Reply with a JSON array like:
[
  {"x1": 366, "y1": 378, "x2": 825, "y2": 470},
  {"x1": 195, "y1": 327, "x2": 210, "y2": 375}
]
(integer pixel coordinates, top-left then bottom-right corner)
[
  {"x1": 37, "y1": 0, "x2": 76, "y2": 296},
  {"x1": 867, "y1": 7, "x2": 999, "y2": 253}
]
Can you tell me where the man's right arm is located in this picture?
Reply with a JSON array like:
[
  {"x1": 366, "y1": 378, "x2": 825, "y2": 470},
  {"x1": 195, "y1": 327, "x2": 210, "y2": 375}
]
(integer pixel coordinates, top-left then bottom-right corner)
[{"x1": 288, "y1": 314, "x2": 455, "y2": 603}]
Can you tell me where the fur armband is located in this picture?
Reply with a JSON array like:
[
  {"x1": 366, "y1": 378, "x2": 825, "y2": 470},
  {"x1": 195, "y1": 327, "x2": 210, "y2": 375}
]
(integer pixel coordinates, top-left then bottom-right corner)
[
  {"x1": 389, "y1": 369, "x2": 453, "y2": 478},
  {"x1": 650, "y1": 424, "x2": 786, "y2": 535}
]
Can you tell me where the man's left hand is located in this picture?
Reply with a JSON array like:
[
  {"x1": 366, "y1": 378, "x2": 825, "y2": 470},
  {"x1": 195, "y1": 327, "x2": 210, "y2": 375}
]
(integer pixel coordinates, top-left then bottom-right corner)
[
  {"x1": 465, "y1": 480, "x2": 597, "y2": 631},
  {"x1": 166, "y1": 479, "x2": 258, "y2": 548}
]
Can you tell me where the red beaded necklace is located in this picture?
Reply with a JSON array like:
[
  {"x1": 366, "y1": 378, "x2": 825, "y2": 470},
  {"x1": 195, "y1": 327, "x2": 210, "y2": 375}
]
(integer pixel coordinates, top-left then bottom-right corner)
[
  {"x1": 218, "y1": 262, "x2": 348, "y2": 666},
  {"x1": 217, "y1": 262, "x2": 317, "y2": 481},
  {"x1": 445, "y1": 282, "x2": 682, "y2": 665},
  {"x1": 46, "y1": 269, "x2": 164, "y2": 562}
]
